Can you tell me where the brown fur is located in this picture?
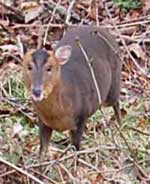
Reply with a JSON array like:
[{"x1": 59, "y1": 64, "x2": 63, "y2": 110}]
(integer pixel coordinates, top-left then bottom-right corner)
[{"x1": 32, "y1": 83, "x2": 75, "y2": 131}]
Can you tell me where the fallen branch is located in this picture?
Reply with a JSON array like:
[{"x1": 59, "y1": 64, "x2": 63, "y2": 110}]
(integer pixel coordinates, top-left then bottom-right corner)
[
  {"x1": 29, "y1": 145, "x2": 119, "y2": 168},
  {"x1": 76, "y1": 37, "x2": 102, "y2": 105},
  {"x1": 127, "y1": 126, "x2": 150, "y2": 136},
  {"x1": 12, "y1": 23, "x2": 64, "y2": 29},
  {"x1": 0, "y1": 157, "x2": 44, "y2": 184}
]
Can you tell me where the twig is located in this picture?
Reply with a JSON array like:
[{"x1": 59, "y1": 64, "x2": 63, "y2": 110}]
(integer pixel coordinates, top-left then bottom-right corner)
[
  {"x1": 96, "y1": 32, "x2": 118, "y2": 54},
  {"x1": 115, "y1": 34, "x2": 150, "y2": 43},
  {"x1": 1, "y1": 97, "x2": 35, "y2": 123},
  {"x1": 27, "y1": 168, "x2": 58, "y2": 184},
  {"x1": 96, "y1": 0, "x2": 100, "y2": 27},
  {"x1": 127, "y1": 126, "x2": 150, "y2": 136},
  {"x1": 65, "y1": 0, "x2": 76, "y2": 25},
  {"x1": 43, "y1": 1, "x2": 80, "y2": 22},
  {"x1": 10, "y1": 17, "x2": 150, "y2": 30},
  {"x1": 0, "y1": 170, "x2": 16, "y2": 177},
  {"x1": 0, "y1": 157, "x2": 44, "y2": 184},
  {"x1": 12, "y1": 23, "x2": 64, "y2": 29},
  {"x1": 116, "y1": 19, "x2": 150, "y2": 29},
  {"x1": 76, "y1": 37, "x2": 102, "y2": 105},
  {"x1": 103, "y1": 18, "x2": 150, "y2": 29},
  {"x1": 17, "y1": 35, "x2": 25, "y2": 59},
  {"x1": 30, "y1": 145, "x2": 118, "y2": 168},
  {"x1": 116, "y1": 15, "x2": 150, "y2": 25},
  {"x1": 78, "y1": 158, "x2": 100, "y2": 172},
  {"x1": 37, "y1": 26, "x2": 44, "y2": 50},
  {"x1": 58, "y1": 163, "x2": 77, "y2": 182},
  {"x1": 128, "y1": 156, "x2": 150, "y2": 180},
  {"x1": 115, "y1": 123, "x2": 149, "y2": 179},
  {"x1": 103, "y1": 2, "x2": 150, "y2": 178},
  {"x1": 43, "y1": 0, "x2": 62, "y2": 46},
  {"x1": 56, "y1": 165, "x2": 65, "y2": 183},
  {"x1": 4, "y1": 52, "x2": 22, "y2": 63}
]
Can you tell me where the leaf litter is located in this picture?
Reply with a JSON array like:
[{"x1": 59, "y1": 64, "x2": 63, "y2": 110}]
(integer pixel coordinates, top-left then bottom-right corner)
[{"x1": 0, "y1": 0, "x2": 150, "y2": 183}]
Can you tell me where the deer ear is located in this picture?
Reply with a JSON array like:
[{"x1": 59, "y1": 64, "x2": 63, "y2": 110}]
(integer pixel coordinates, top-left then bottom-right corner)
[{"x1": 55, "y1": 45, "x2": 72, "y2": 65}]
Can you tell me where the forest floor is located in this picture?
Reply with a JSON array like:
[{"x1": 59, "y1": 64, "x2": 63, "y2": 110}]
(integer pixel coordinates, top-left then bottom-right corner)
[{"x1": 0, "y1": 0, "x2": 150, "y2": 183}]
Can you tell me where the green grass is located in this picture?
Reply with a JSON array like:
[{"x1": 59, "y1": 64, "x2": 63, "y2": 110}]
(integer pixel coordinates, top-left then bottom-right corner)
[{"x1": 113, "y1": 0, "x2": 143, "y2": 11}]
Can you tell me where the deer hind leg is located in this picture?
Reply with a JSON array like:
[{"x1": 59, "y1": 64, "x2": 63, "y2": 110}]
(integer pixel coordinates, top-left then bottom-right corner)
[{"x1": 113, "y1": 101, "x2": 121, "y2": 124}]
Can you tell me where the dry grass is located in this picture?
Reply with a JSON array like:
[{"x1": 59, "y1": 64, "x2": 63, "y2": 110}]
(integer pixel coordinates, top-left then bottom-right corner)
[
  {"x1": 0, "y1": 0, "x2": 150, "y2": 183},
  {"x1": 0, "y1": 64, "x2": 150, "y2": 184}
]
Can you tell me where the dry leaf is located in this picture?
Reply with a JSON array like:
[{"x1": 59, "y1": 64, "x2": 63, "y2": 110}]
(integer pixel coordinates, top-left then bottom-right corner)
[
  {"x1": 87, "y1": 1, "x2": 96, "y2": 20},
  {"x1": 88, "y1": 173, "x2": 104, "y2": 184},
  {"x1": 0, "y1": 19, "x2": 9, "y2": 27},
  {"x1": 77, "y1": 0, "x2": 91, "y2": 8},
  {"x1": 12, "y1": 123, "x2": 23, "y2": 137},
  {"x1": 137, "y1": 117, "x2": 147, "y2": 128},
  {"x1": 144, "y1": 101, "x2": 150, "y2": 112},
  {"x1": 21, "y1": 1, "x2": 43, "y2": 23},
  {"x1": 143, "y1": 0, "x2": 150, "y2": 14},
  {"x1": 1, "y1": 0, "x2": 13, "y2": 6},
  {"x1": 129, "y1": 43, "x2": 146, "y2": 60},
  {"x1": 21, "y1": 1, "x2": 39, "y2": 10}
]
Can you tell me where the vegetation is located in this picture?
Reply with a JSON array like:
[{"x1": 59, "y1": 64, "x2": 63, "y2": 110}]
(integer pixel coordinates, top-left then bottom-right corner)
[
  {"x1": 0, "y1": 0, "x2": 149, "y2": 183},
  {"x1": 0, "y1": 59, "x2": 149, "y2": 183},
  {"x1": 113, "y1": 0, "x2": 143, "y2": 11}
]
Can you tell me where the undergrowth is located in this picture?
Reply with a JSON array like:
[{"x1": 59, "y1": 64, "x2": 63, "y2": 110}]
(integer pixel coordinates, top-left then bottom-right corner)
[
  {"x1": 113, "y1": 0, "x2": 143, "y2": 11},
  {"x1": 0, "y1": 65, "x2": 150, "y2": 183}
]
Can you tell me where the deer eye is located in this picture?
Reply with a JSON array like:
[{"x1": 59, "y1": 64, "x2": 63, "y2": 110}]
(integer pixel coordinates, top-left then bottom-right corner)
[
  {"x1": 46, "y1": 66, "x2": 52, "y2": 72},
  {"x1": 28, "y1": 64, "x2": 32, "y2": 71}
]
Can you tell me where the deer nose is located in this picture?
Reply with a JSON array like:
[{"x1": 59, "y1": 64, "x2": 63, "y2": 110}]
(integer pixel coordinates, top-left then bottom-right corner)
[{"x1": 32, "y1": 88, "x2": 42, "y2": 97}]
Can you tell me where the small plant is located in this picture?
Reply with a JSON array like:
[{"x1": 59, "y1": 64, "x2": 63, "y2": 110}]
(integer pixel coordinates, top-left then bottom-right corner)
[{"x1": 113, "y1": 0, "x2": 143, "y2": 11}]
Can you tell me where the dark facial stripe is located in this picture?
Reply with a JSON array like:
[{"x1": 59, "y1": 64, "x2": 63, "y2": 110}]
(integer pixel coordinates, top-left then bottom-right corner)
[{"x1": 32, "y1": 49, "x2": 49, "y2": 68}]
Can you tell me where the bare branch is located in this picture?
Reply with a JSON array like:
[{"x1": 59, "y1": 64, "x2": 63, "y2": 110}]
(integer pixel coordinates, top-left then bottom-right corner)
[
  {"x1": 76, "y1": 37, "x2": 102, "y2": 105},
  {"x1": 65, "y1": 0, "x2": 76, "y2": 25},
  {"x1": 102, "y1": 0, "x2": 148, "y2": 77},
  {"x1": 43, "y1": 0, "x2": 62, "y2": 46},
  {"x1": 0, "y1": 158, "x2": 44, "y2": 184}
]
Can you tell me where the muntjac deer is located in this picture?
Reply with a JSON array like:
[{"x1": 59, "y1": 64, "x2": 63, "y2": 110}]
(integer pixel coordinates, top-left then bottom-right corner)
[{"x1": 22, "y1": 26, "x2": 122, "y2": 154}]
